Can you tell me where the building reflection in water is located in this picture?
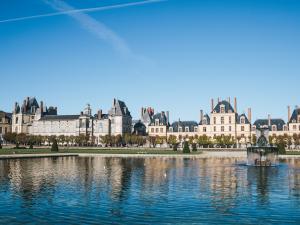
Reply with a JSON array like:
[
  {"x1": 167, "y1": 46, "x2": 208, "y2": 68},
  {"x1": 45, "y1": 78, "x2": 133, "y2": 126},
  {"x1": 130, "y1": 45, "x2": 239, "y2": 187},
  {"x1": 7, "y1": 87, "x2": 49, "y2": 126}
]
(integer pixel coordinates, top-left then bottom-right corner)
[{"x1": 0, "y1": 156, "x2": 300, "y2": 216}]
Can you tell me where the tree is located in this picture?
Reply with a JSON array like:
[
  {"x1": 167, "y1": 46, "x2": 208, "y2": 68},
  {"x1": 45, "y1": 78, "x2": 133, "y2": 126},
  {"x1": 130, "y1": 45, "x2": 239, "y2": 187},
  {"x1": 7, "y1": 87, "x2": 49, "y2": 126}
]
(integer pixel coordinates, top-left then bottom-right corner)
[
  {"x1": 197, "y1": 135, "x2": 209, "y2": 148},
  {"x1": 51, "y1": 139, "x2": 59, "y2": 152},
  {"x1": 223, "y1": 135, "x2": 234, "y2": 148},
  {"x1": 251, "y1": 134, "x2": 257, "y2": 145},
  {"x1": 124, "y1": 134, "x2": 132, "y2": 147},
  {"x1": 183, "y1": 141, "x2": 190, "y2": 153},
  {"x1": 275, "y1": 135, "x2": 286, "y2": 154},
  {"x1": 167, "y1": 135, "x2": 177, "y2": 148},
  {"x1": 58, "y1": 135, "x2": 65, "y2": 146},
  {"x1": 148, "y1": 136, "x2": 157, "y2": 148},
  {"x1": 115, "y1": 134, "x2": 123, "y2": 147}
]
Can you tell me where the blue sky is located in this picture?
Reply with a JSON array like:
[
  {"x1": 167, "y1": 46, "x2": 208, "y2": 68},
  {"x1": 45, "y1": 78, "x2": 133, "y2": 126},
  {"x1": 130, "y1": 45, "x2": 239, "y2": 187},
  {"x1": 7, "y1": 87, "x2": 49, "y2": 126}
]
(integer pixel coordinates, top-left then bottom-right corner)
[{"x1": 1, "y1": 0, "x2": 300, "y2": 122}]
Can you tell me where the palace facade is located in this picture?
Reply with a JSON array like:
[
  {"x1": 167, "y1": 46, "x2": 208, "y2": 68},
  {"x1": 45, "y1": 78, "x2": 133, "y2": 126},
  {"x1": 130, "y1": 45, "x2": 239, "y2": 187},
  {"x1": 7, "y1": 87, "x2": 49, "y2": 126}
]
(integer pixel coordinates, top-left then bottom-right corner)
[
  {"x1": 1, "y1": 96, "x2": 300, "y2": 145},
  {"x1": 10, "y1": 97, "x2": 132, "y2": 143}
]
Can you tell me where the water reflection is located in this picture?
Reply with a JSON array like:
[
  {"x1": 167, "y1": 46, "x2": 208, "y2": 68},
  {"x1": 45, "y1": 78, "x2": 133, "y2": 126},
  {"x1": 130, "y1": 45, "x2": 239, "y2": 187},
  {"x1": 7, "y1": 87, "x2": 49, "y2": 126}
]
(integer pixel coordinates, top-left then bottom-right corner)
[{"x1": 0, "y1": 157, "x2": 300, "y2": 224}]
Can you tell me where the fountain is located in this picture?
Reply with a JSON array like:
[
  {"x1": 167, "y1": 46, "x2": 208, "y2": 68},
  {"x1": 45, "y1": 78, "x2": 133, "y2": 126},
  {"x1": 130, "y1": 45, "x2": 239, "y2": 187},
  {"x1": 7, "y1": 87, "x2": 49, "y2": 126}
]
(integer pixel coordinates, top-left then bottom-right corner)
[{"x1": 247, "y1": 127, "x2": 279, "y2": 166}]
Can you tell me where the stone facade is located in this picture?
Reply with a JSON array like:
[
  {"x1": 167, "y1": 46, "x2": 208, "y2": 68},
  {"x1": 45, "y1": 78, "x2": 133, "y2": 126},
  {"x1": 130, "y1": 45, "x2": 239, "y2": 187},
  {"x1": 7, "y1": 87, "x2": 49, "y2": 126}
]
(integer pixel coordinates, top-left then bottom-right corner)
[
  {"x1": 28, "y1": 98, "x2": 132, "y2": 143},
  {"x1": 0, "y1": 111, "x2": 12, "y2": 141}
]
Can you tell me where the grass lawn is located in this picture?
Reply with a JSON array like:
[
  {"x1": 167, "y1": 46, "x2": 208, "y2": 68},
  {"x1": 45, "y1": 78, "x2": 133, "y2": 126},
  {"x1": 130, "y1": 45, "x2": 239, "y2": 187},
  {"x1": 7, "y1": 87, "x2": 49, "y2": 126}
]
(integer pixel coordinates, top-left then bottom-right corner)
[
  {"x1": 285, "y1": 151, "x2": 300, "y2": 155},
  {"x1": 0, "y1": 148, "x2": 203, "y2": 155}
]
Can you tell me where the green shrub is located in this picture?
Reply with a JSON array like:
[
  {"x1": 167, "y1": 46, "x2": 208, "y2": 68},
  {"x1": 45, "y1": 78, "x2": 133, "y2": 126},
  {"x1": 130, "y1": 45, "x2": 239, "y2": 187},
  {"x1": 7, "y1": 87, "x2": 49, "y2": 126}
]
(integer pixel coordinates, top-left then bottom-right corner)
[
  {"x1": 192, "y1": 143, "x2": 197, "y2": 152},
  {"x1": 183, "y1": 141, "x2": 190, "y2": 153},
  {"x1": 277, "y1": 143, "x2": 286, "y2": 155},
  {"x1": 51, "y1": 139, "x2": 59, "y2": 152}
]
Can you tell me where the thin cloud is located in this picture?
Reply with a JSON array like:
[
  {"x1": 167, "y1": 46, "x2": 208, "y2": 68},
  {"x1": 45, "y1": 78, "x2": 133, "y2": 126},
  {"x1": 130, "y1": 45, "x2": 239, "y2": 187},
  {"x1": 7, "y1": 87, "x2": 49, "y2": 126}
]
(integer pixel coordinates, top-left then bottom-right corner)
[
  {"x1": 0, "y1": 0, "x2": 166, "y2": 23},
  {"x1": 40, "y1": 0, "x2": 165, "y2": 59}
]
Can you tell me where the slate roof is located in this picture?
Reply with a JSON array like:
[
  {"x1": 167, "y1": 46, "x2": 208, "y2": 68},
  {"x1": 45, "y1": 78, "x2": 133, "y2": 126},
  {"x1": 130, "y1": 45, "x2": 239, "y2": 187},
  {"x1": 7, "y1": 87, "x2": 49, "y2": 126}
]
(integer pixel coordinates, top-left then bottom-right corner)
[
  {"x1": 171, "y1": 121, "x2": 198, "y2": 132},
  {"x1": 199, "y1": 114, "x2": 210, "y2": 125},
  {"x1": 254, "y1": 119, "x2": 286, "y2": 131},
  {"x1": 109, "y1": 99, "x2": 131, "y2": 117},
  {"x1": 40, "y1": 115, "x2": 80, "y2": 121},
  {"x1": 237, "y1": 114, "x2": 250, "y2": 124},
  {"x1": 213, "y1": 100, "x2": 235, "y2": 113},
  {"x1": 290, "y1": 108, "x2": 300, "y2": 123},
  {"x1": 150, "y1": 112, "x2": 169, "y2": 126},
  {"x1": 21, "y1": 97, "x2": 39, "y2": 114}
]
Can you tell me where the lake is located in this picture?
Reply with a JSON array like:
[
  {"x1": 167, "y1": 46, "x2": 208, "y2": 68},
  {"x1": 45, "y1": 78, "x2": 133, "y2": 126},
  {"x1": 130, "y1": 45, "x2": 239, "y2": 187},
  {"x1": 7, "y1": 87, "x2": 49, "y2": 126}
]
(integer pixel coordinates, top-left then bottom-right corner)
[{"x1": 0, "y1": 156, "x2": 299, "y2": 224}]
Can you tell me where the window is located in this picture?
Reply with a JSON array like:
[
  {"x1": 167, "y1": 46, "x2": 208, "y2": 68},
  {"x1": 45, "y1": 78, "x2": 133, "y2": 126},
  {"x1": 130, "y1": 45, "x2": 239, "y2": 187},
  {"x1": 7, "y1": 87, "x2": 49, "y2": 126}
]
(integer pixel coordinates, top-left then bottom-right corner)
[
  {"x1": 272, "y1": 125, "x2": 277, "y2": 131},
  {"x1": 221, "y1": 117, "x2": 224, "y2": 124},
  {"x1": 185, "y1": 127, "x2": 189, "y2": 132},
  {"x1": 241, "y1": 117, "x2": 245, "y2": 124},
  {"x1": 284, "y1": 126, "x2": 288, "y2": 131},
  {"x1": 16, "y1": 117, "x2": 18, "y2": 124},
  {"x1": 213, "y1": 117, "x2": 216, "y2": 124},
  {"x1": 214, "y1": 126, "x2": 216, "y2": 132},
  {"x1": 194, "y1": 127, "x2": 198, "y2": 132},
  {"x1": 241, "y1": 134, "x2": 245, "y2": 138},
  {"x1": 151, "y1": 128, "x2": 154, "y2": 133},
  {"x1": 220, "y1": 106, "x2": 225, "y2": 113},
  {"x1": 203, "y1": 127, "x2": 207, "y2": 132},
  {"x1": 241, "y1": 126, "x2": 244, "y2": 131},
  {"x1": 155, "y1": 119, "x2": 159, "y2": 126},
  {"x1": 160, "y1": 128, "x2": 163, "y2": 133},
  {"x1": 178, "y1": 127, "x2": 183, "y2": 132},
  {"x1": 156, "y1": 128, "x2": 159, "y2": 133},
  {"x1": 221, "y1": 126, "x2": 224, "y2": 132},
  {"x1": 229, "y1": 116, "x2": 232, "y2": 124},
  {"x1": 229, "y1": 126, "x2": 232, "y2": 132},
  {"x1": 203, "y1": 119, "x2": 207, "y2": 125},
  {"x1": 169, "y1": 127, "x2": 173, "y2": 132},
  {"x1": 293, "y1": 125, "x2": 297, "y2": 130}
]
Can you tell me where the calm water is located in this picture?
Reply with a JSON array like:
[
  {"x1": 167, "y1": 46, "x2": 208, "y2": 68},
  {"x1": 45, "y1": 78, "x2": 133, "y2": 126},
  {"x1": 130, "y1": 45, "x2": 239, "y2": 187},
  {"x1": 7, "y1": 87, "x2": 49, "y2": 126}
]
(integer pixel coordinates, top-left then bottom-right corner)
[{"x1": 0, "y1": 157, "x2": 300, "y2": 224}]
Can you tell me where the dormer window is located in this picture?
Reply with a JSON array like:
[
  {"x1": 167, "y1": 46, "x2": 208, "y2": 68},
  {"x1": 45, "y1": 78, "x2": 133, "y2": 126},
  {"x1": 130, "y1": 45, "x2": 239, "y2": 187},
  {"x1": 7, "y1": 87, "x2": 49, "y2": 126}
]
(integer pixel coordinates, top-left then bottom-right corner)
[
  {"x1": 169, "y1": 127, "x2": 173, "y2": 132},
  {"x1": 185, "y1": 127, "x2": 189, "y2": 132},
  {"x1": 272, "y1": 125, "x2": 277, "y2": 131},
  {"x1": 203, "y1": 118, "x2": 207, "y2": 125},
  {"x1": 220, "y1": 105, "x2": 225, "y2": 114},
  {"x1": 178, "y1": 127, "x2": 183, "y2": 132},
  {"x1": 194, "y1": 127, "x2": 198, "y2": 132},
  {"x1": 240, "y1": 117, "x2": 245, "y2": 124},
  {"x1": 155, "y1": 119, "x2": 159, "y2": 126},
  {"x1": 283, "y1": 125, "x2": 288, "y2": 131}
]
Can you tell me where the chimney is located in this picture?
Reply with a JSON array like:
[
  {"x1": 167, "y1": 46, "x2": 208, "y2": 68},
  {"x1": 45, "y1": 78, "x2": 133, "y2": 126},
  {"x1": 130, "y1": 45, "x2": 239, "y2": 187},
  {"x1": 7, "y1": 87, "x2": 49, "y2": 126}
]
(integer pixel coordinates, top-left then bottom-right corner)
[
  {"x1": 141, "y1": 107, "x2": 144, "y2": 118},
  {"x1": 14, "y1": 102, "x2": 17, "y2": 113},
  {"x1": 234, "y1": 97, "x2": 237, "y2": 113},
  {"x1": 228, "y1": 97, "x2": 231, "y2": 104},
  {"x1": 211, "y1": 98, "x2": 214, "y2": 112},
  {"x1": 268, "y1": 114, "x2": 271, "y2": 126},
  {"x1": 40, "y1": 101, "x2": 44, "y2": 114},
  {"x1": 80, "y1": 111, "x2": 83, "y2": 116},
  {"x1": 248, "y1": 108, "x2": 252, "y2": 124},
  {"x1": 97, "y1": 109, "x2": 102, "y2": 119},
  {"x1": 166, "y1": 111, "x2": 170, "y2": 124},
  {"x1": 288, "y1": 106, "x2": 291, "y2": 123},
  {"x1": 113, "y1": 98, "x2": 116, "y2": 106},
  {"x1": 23, "y1": 99, "x2": 26, "y2": 113},
  {"x1": 200, "y1": 110, "x2": 204, "y2": 122}
]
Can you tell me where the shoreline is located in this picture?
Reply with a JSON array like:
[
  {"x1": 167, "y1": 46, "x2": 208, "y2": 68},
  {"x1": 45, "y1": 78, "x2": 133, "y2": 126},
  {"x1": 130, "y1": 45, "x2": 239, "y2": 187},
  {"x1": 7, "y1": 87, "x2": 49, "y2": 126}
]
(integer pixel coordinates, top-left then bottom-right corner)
[{"x1": 0, "y1": 151, "x2": 300, "y2": 159}]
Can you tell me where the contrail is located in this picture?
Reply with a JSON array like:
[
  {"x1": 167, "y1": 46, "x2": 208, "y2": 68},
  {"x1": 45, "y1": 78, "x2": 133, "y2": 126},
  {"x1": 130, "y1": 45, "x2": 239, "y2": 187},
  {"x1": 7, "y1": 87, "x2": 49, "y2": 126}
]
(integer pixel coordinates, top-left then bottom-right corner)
[{"x1": 0, "y1": 0, "x2": 166, "y2": 23}]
